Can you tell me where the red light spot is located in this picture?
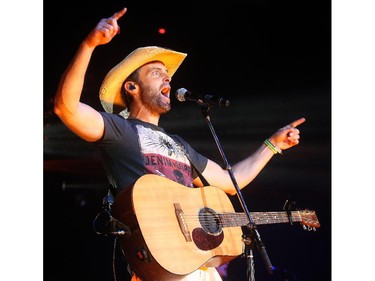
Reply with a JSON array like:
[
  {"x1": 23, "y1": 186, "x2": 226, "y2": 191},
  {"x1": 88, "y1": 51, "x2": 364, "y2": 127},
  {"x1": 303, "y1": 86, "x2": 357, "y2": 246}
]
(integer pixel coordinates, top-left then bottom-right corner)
[{"x1": 158, "y1": 28, "x2": 166, "y2": 35}]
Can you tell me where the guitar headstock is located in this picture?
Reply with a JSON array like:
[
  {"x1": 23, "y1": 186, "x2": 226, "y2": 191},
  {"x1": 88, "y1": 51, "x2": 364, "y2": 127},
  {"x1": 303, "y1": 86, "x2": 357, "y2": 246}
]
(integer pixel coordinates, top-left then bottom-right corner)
[{"x1": 299, "y1": 209, "x2": 321, "y2": 231}]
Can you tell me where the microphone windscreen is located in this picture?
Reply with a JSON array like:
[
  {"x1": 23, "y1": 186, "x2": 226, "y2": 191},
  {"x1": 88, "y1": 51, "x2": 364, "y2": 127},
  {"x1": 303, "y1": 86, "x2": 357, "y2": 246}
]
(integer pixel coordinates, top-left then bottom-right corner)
[{"x1": 175, "y1": 88, "x2": 188, "y2": 102}]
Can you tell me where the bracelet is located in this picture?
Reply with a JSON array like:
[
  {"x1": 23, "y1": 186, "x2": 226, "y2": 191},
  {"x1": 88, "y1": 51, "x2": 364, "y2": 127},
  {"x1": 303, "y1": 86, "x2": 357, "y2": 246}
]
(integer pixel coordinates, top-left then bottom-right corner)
[{"x1": 264, "y1": 139, "x2": 283, "y2": 155}]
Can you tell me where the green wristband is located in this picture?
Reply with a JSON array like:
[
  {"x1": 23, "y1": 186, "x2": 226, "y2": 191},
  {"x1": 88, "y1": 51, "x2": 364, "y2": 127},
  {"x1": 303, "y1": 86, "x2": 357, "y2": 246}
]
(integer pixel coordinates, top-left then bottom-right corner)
[{"x1": 264, "y1": 139, "x2": 283, "y2": 155}]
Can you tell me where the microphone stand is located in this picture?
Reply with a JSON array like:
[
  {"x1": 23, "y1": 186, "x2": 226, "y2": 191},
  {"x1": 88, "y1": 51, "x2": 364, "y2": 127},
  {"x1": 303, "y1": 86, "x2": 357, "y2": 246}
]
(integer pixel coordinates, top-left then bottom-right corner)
[{"x1": 198, "y1": 104, "x2": 274, "y2": 280}]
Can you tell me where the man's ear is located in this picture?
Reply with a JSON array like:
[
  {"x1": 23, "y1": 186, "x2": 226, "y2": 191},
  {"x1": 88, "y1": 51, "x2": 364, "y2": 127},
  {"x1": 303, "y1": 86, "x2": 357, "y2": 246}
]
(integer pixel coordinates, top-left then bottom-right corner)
[{"x1": 124, "y1": 81, "x2": 136, "y2": 91}]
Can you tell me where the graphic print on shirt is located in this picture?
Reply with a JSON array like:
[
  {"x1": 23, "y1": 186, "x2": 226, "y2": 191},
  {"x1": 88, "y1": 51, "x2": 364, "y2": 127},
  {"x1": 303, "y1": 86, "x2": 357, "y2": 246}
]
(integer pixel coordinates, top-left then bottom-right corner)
[{"x1": 136, "y1": 125, "x2": 193, "y2": 187}]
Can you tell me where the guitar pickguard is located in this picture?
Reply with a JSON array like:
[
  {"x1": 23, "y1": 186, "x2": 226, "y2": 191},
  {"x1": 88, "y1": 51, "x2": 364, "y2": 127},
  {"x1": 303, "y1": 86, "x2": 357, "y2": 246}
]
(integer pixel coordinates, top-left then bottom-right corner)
[{"x1": 192, "y1": 228, "x2": 224, "y2": 251}]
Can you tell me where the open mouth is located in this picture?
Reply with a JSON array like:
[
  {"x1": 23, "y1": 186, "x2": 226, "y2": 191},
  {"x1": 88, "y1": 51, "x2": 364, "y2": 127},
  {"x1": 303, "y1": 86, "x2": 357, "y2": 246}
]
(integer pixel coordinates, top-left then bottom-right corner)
[{"x1": 161, "y1": 85, "x2": 170, "y2": 98}]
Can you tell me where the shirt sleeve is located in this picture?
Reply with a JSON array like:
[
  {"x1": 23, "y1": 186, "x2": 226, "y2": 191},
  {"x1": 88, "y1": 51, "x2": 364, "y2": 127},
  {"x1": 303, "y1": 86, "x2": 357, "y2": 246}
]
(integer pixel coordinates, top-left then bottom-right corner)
[{"x1": 171, "y1": 134, "x2": 209, "y2": 176}]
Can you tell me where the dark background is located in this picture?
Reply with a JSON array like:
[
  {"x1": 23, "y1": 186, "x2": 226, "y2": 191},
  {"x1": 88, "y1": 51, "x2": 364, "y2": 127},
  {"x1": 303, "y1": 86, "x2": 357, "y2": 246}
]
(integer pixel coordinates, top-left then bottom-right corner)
[{"x1": 44, "y1": 1, "x2": 331, "y2": 280}]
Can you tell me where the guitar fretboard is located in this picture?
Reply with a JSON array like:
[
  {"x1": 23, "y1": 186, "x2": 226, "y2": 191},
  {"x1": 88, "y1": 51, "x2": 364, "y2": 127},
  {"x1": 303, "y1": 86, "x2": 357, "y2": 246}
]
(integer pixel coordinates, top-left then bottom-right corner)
[{"x1": 219, "y1": 211, "x2": 302, "y2": 227}]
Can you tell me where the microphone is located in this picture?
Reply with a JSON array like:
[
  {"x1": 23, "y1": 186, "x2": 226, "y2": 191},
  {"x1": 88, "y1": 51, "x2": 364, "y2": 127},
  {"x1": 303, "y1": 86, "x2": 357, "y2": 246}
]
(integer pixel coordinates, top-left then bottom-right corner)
[{"x1": 175, "y1": 88, "x2": 230, "y2": 107}]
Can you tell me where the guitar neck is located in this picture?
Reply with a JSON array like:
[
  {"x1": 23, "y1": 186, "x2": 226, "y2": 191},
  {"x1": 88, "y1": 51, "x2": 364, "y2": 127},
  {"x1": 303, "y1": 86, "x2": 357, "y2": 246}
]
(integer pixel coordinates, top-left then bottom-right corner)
[{"x1": 220, "y1": 211, "x2": 302, "y2": 227}]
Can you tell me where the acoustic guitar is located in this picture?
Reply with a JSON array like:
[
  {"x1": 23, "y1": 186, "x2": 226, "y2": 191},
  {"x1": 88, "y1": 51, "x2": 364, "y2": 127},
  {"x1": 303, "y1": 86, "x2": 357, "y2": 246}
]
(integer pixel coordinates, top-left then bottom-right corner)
[{"x1": 112, "y1": 174, "x2": 320, "y2": 281}]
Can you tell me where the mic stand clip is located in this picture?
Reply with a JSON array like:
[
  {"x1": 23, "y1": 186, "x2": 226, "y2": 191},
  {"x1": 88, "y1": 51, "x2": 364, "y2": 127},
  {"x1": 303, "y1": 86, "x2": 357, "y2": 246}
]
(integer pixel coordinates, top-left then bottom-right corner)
[{"x1": 93, "y1": 189, "x2": 131, "y2": 237}]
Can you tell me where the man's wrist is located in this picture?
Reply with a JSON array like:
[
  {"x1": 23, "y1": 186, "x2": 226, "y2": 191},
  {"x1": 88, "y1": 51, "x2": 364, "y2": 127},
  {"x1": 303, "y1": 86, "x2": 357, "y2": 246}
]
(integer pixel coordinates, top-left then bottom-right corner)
[{"x1": 264, "y1": 139, "x2": 282, "y2": 155}]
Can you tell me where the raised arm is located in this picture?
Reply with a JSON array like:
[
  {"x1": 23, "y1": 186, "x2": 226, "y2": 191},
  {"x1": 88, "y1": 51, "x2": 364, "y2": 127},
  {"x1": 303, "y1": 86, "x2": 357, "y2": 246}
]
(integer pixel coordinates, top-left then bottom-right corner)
[
  {"x1": 199, "y1": 117, "x2": 306, "y2": 195},
  {"x1": 54, "y1": 8, "x2": 127, "y2": 142}
]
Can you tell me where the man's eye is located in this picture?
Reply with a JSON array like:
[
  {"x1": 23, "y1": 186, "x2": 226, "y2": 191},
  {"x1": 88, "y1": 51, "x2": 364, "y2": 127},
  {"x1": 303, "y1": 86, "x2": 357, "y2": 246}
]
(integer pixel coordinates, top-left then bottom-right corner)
[{"x1": 152, "y1": 70, "x2": 160, "y2": 76}]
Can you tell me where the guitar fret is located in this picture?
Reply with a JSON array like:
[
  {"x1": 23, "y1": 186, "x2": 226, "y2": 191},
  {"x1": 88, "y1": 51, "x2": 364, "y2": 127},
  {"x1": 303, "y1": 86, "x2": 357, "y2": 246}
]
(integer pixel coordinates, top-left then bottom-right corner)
[
  {"x1": 253, "y1": 212, "x2": 288, "y2": 225},
  {"x1": 219, "y1": 213, "x2": 245, "y2": 227}
]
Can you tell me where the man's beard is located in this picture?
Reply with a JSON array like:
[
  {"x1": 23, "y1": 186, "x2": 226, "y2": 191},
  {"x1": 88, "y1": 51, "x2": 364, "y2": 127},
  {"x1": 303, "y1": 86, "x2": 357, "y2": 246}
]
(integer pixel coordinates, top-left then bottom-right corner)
[{"x1": 140, "y1": 84, "x2": 171, "y2": 114}]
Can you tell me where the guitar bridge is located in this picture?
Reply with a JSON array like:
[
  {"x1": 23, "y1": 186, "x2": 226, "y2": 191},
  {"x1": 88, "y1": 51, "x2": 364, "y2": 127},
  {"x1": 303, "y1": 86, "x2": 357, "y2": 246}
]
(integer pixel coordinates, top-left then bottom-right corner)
[{"x1": 174, "y1": 203, "x2": 192, "y2": 242}]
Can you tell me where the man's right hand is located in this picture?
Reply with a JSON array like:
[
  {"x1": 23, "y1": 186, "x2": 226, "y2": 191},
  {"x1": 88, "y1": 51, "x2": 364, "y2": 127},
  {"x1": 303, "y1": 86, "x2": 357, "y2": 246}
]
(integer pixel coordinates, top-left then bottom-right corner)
[{"x1": 84, "y1": 7, "x2": 127, "y2": 48}]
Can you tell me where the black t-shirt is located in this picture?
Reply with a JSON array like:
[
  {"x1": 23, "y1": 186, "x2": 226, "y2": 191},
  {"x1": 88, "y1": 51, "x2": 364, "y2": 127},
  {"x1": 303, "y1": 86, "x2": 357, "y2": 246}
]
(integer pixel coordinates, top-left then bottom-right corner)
[{"x1": 94, "y1": 112, "x2": 208, "y2": 191}]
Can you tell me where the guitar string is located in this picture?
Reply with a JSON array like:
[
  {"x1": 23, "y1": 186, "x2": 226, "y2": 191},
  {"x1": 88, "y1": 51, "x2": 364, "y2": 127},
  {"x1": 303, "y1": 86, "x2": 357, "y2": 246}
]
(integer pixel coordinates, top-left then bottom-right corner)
[{"x1": 179, "y1": 212, "x2": 317, "y2": 227}]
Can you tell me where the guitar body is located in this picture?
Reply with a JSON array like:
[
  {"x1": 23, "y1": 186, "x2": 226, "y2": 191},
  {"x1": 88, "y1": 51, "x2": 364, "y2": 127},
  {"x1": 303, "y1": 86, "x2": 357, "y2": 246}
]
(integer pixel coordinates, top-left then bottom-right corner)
[{"x1": 112, "y1": 174, "x2": 243, "y2": 281}]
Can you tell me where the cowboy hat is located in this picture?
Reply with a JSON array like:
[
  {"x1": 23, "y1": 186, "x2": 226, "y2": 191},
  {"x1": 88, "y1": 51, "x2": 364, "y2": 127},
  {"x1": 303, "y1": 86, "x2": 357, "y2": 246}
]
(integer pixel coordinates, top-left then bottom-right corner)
[{"x1": 99, "y1": 46, "x2": 187, "y2": 116}]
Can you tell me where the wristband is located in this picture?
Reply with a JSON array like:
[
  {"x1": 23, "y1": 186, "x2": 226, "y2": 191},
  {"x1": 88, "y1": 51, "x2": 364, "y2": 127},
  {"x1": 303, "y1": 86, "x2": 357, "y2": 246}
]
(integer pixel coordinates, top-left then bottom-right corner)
[{"x1": 264, "y1": 139, "x2": 283, "y2": 155}]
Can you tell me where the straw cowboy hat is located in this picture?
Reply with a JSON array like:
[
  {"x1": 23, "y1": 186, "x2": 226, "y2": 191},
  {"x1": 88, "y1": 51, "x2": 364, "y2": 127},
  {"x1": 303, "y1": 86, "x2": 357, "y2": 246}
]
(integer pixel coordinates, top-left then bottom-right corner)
[{"x1": 99, "y1": 46, "x2": 187, "y2": 116}]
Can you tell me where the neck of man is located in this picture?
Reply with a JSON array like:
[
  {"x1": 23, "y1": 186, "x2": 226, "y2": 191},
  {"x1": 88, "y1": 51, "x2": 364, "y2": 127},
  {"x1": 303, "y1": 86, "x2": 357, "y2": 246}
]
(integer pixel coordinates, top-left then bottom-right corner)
[{"x1": 129, "y1": 110, "x2": 160, "y2": 126}]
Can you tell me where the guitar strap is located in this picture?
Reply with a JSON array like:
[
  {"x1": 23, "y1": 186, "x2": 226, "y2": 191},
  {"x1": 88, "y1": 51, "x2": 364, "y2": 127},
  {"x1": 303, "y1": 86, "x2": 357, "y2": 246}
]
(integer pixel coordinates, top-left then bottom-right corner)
[
  {"x1": 171, "y1": 135, "x2": 210, "y2": 187},
  {"x1": 189, "y1": 157, "x2": 210, "y2": 186}
]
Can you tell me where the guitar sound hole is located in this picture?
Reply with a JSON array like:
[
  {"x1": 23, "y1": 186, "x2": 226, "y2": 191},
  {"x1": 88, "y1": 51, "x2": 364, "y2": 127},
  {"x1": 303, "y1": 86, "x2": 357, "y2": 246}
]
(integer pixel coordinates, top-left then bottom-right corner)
[{"x1": 199, "y1": 207, "x2": 222, "y2": 235}]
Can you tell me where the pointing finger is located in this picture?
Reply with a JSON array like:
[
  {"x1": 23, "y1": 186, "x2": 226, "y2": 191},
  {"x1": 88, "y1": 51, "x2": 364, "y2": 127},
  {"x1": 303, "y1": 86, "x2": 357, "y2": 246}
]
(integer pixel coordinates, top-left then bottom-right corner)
[
  {"x1": 289, "y1": 117, "x2": 306, "y2": 128},
  {"x1": 113, "y1": 7, "x2": 127, "y2": 20}
]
